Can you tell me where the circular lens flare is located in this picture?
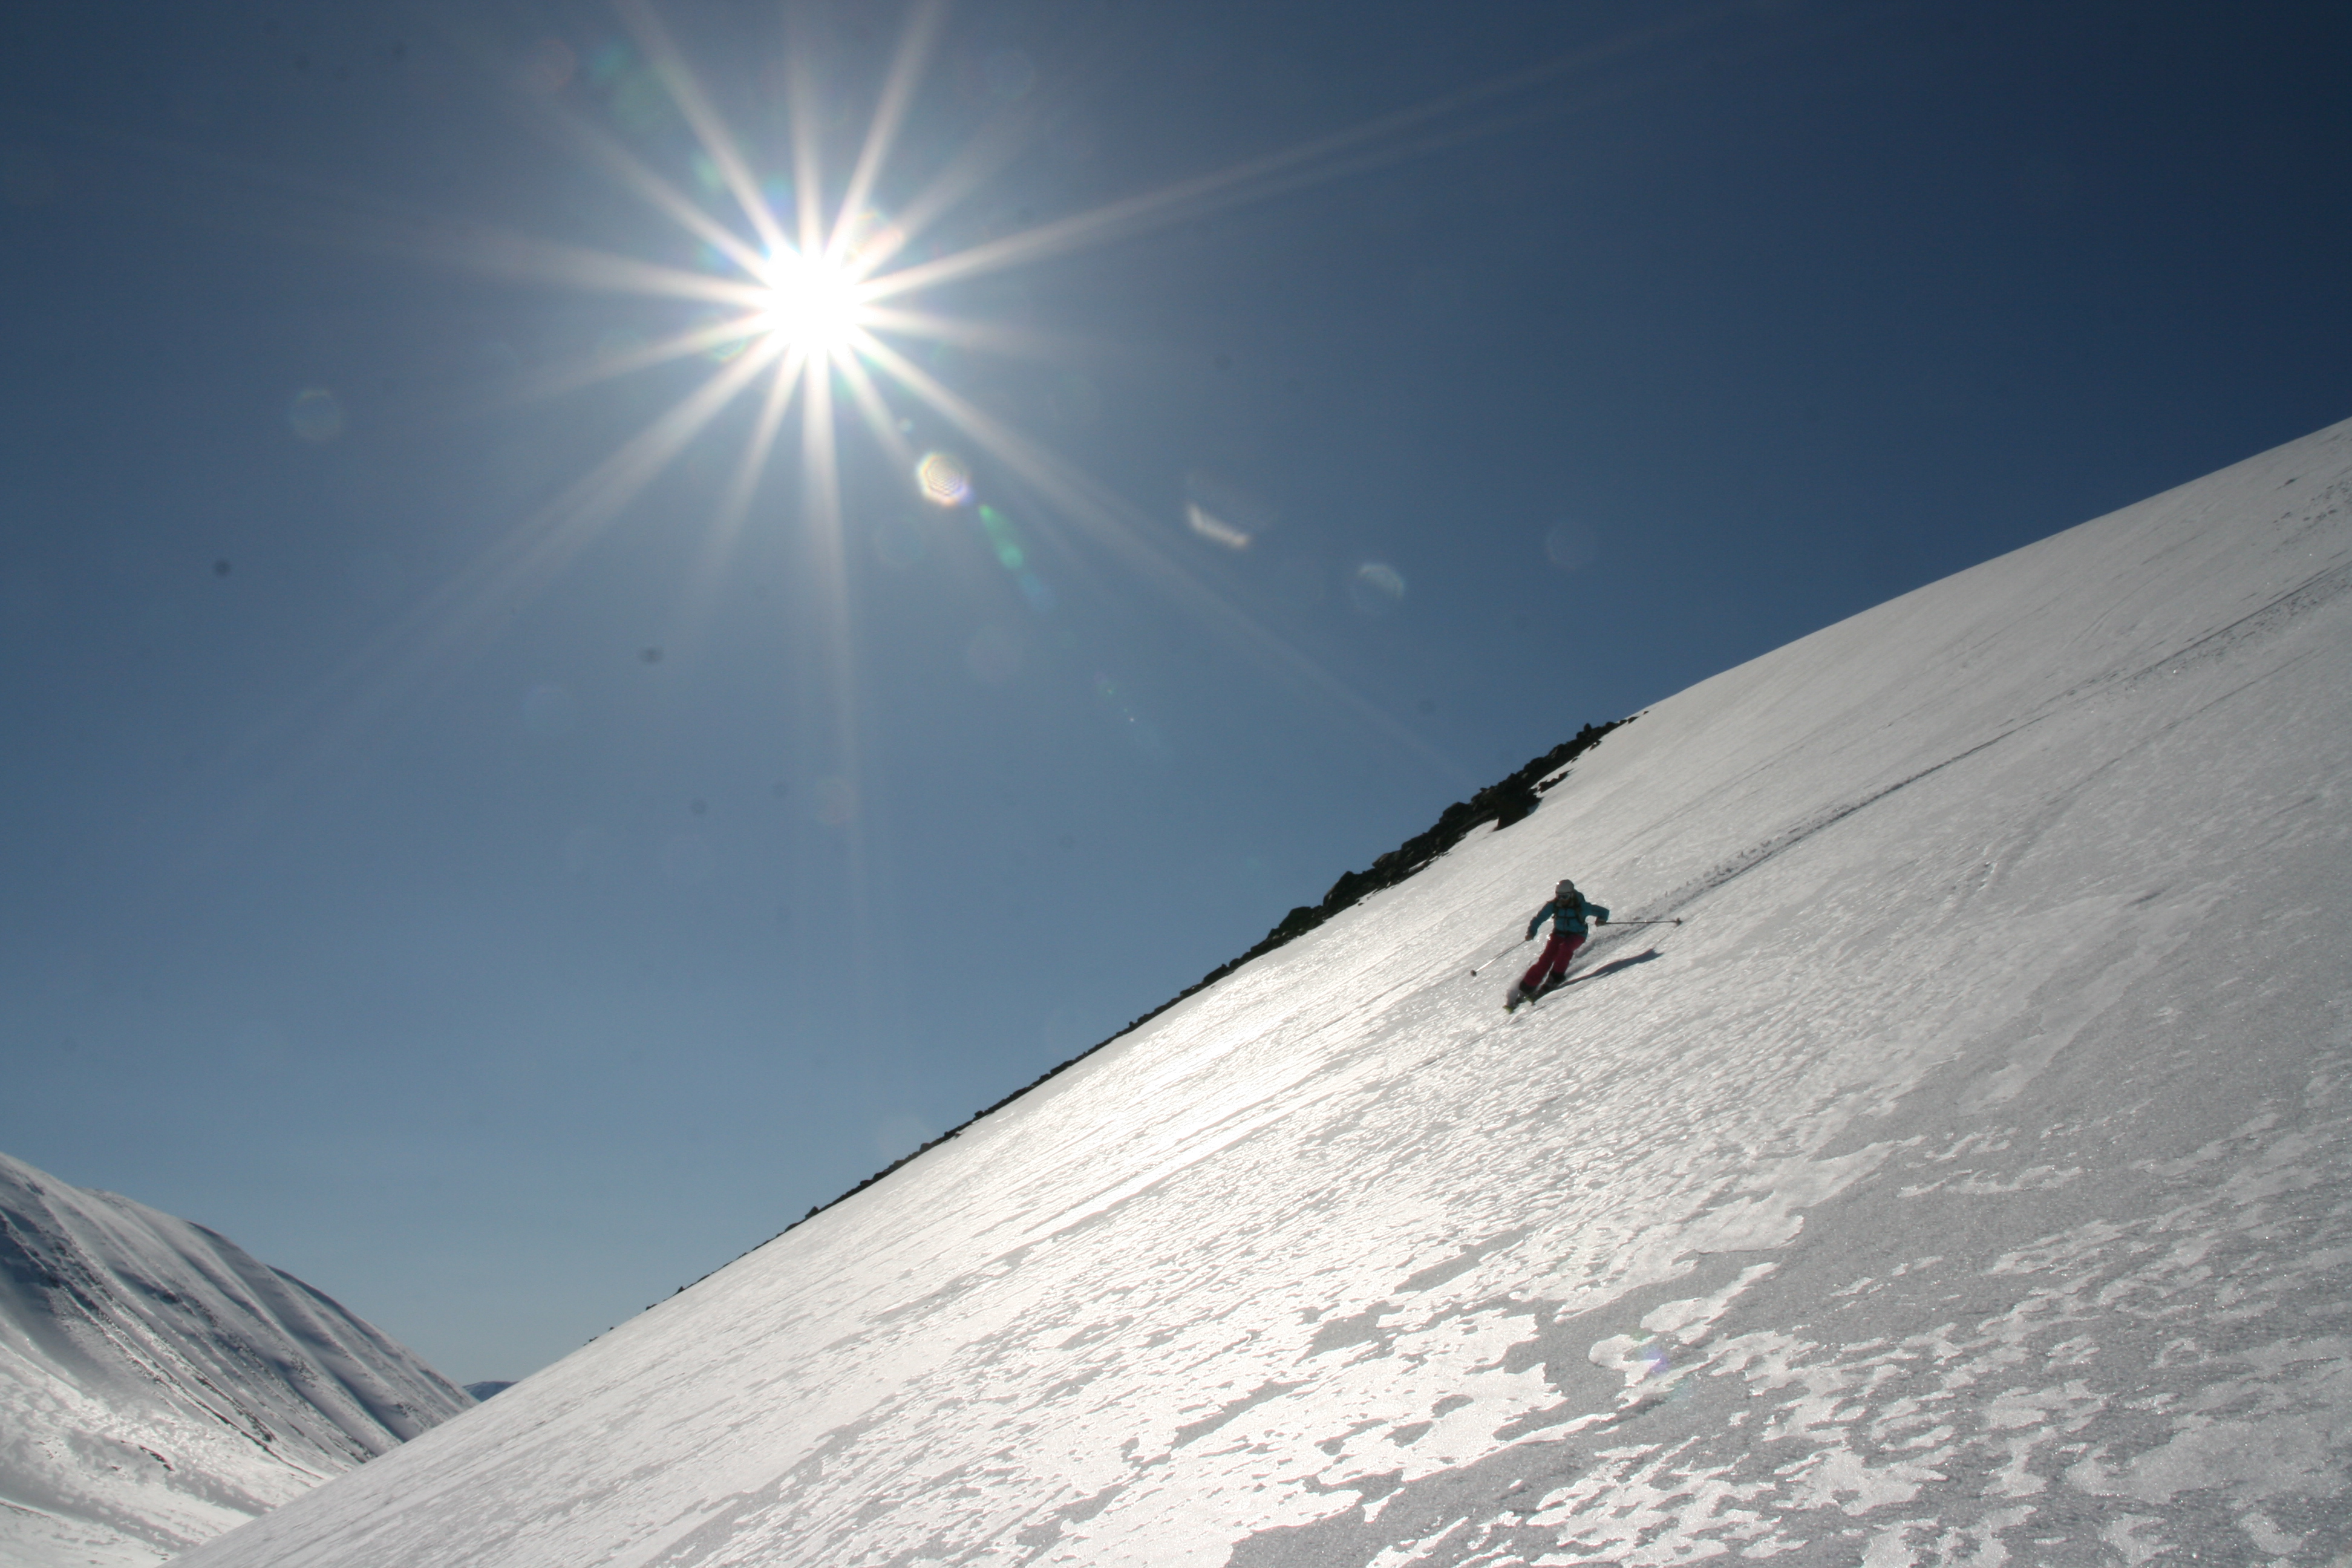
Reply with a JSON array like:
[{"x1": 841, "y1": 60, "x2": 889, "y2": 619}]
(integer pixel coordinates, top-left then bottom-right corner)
[
  {"x1": 916, "y1": 451, "x2": 972, "y2": 506},
  {"x1": 759, "y1": 251, "x2": 862, "y2": 353}
]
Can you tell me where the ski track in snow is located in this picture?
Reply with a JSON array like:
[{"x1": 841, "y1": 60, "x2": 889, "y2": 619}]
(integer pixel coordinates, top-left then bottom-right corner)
[{"x1": 178, "y1": 425, "x2": 2352, "y2": 1567}]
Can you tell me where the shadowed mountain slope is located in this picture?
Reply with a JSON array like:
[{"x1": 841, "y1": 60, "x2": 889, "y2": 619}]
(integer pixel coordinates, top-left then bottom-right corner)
[
  {"x1": 182, "y1": 419, "x2": 2351, "y2": 1567},
  {"x1": 0, "y1": 1152, "x2": 471, "y2": 1568}
]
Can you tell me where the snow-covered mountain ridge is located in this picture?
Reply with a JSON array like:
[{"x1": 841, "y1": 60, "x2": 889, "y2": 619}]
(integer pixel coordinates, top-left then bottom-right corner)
[
  {"x1": 0, "y1": 1151, "x2": 471, "y2": 1568},
  {"x1": 181, "y1": 418, "x2": 2351, "y2": 1567}
]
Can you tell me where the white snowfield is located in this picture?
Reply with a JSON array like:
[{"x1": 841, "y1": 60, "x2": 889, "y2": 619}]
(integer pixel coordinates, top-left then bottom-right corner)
[
  {"x1": 182, "y1": 419, "x2": 2351, "y2": 1568},
  {"x1": 0, "y1": 1152, "x2": 471, "y2": 1568}
]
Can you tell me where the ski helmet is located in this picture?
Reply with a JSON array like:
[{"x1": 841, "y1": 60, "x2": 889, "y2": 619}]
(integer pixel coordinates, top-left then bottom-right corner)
[{"x1": 1557, "y1": 878, "x2": 1576, "y2": 898}]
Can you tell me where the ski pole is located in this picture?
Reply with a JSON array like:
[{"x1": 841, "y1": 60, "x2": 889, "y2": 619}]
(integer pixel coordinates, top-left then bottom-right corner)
[
  {"x1": 1468, "y1": 937, "x2": 1529, "y2": 976},
  {"x1": 1604, "y1": 918, "x2": 1684, "y2": 928}
]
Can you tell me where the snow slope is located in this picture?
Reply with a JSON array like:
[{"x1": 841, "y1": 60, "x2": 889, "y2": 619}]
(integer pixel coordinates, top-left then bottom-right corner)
[
  {"x1": 0, "y1": 1152, "x2": 471, "y2": 1568},
  {"x1": 181, "y1": 419, "x2": 2352, "y2": 1568}
]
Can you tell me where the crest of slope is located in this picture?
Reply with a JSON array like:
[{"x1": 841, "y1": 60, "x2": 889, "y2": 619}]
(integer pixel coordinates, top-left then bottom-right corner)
[{"x1": 181, "y1": 420, "x2": 2352, "y2": 1568}]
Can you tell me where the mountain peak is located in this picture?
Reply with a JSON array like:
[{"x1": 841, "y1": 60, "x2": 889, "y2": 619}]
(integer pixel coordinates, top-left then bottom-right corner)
[{"x1": 0, "y1": 1150, "x2": 469, "y2": 1568}]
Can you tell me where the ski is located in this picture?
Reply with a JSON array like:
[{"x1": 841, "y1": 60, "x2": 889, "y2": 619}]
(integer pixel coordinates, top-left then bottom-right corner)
[{"x1": 1504, "y1": 972, "x2": 1575, "y2": 1012}]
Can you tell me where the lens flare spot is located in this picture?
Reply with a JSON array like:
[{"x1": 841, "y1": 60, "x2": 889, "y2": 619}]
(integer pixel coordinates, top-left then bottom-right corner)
[
  {"x1": 1185, "y1": 503, "x2": 1251, "y2": 550},
  {"x1": 1184, "y1": 471, "x2": 1274, "y2": 549},
  {"x1": 287, "y1": 388, "x2": 344, "y2": 443},
  {"x1": 917, "y1": 451, "x2": 972, "y2": 506},
  {"x1": 1348, "y1": 561, "x2": 1405, "y2": 616},
  {"x1": 977, "y1": 504, "x2": 1025, "y2": 569}
]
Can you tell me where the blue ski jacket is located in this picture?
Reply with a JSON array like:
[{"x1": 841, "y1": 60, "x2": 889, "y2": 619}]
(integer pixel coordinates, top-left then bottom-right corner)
[{"x1": 1528, "y1": 892, "x2": 1609, "y2": 941}]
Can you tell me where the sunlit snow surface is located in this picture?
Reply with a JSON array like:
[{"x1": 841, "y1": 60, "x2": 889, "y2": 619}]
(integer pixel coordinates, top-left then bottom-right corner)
[
  {"x1": 185, "y1": 422, "x2": 2351, "y2": 1567},
  {"x1": 0, "y1": 1154, "x2": 471, "y2": 1567}
]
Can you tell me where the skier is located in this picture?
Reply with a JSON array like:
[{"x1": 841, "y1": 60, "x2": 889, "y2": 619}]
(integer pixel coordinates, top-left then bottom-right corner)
[{"x1": 1508, "y1": 878, "x2": 1610, "y2": 1009}]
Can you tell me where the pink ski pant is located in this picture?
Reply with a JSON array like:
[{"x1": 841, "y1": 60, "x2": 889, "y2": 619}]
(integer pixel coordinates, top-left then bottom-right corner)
[{"x1": 1521, "y1": 932, "x2": 1584, "y2": 991}]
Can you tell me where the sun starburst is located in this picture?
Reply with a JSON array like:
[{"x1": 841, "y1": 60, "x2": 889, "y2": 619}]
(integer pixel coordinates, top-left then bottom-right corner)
[
  {"x1": 367, "y1": 0, "x2": 1710, "y2": 887},
  {"x1": 754, "y1": 249, "x2": 867, "y2": 356},
  {"x1": 453, "y1": 0, "x2": 1696, "y2": 604}
]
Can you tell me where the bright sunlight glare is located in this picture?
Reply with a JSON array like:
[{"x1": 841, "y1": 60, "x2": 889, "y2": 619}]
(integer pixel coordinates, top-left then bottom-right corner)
[
  {"x1": 758, "y1": 250, "x2": 865, "y2": 354},
  {"x1": 414, "y1": 0, "x2": 1604, "y2": 820},
  {"x1": 469, "y1": 0, "x2": 1642, "y2": 595}
]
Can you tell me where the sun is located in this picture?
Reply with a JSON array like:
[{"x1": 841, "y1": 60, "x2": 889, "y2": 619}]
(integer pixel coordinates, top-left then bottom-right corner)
[
  {"x1": 756, "y1": 250, "x2": 864, "y2": 356},
  {"x1": 475, "y1": 0, "x2": 1576, "y2": 581},
  {"x1": 451, "y1": 0, "x2": 1579, "y2": 748}
]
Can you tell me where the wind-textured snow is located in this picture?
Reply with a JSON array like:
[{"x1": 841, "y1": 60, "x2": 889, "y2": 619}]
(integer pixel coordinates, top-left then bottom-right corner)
[
  {"x1": 0, "y1": 1152, "x2": 471, "y2": 1568},
  {"x1": 182, "y1": 419, "x2": 2352, "y2": 1567}
]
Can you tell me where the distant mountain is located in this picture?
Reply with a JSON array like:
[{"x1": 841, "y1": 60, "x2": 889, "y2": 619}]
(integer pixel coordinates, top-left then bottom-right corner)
[
  {"x1": 462, "y1": 1382, "x2": 515, "y2": 1402},
  {"x1": 176, "y1": 422, "x2": 2352, "y2": 1567},
  {"x1": 0, "y1": 1151, "x2": 471, "y2": 1568}
]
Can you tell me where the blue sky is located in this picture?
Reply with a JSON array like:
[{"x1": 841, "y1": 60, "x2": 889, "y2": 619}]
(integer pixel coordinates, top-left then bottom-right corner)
[{"x1": 2, "y1": 0, "x2": 2346, "y2": 1383}]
